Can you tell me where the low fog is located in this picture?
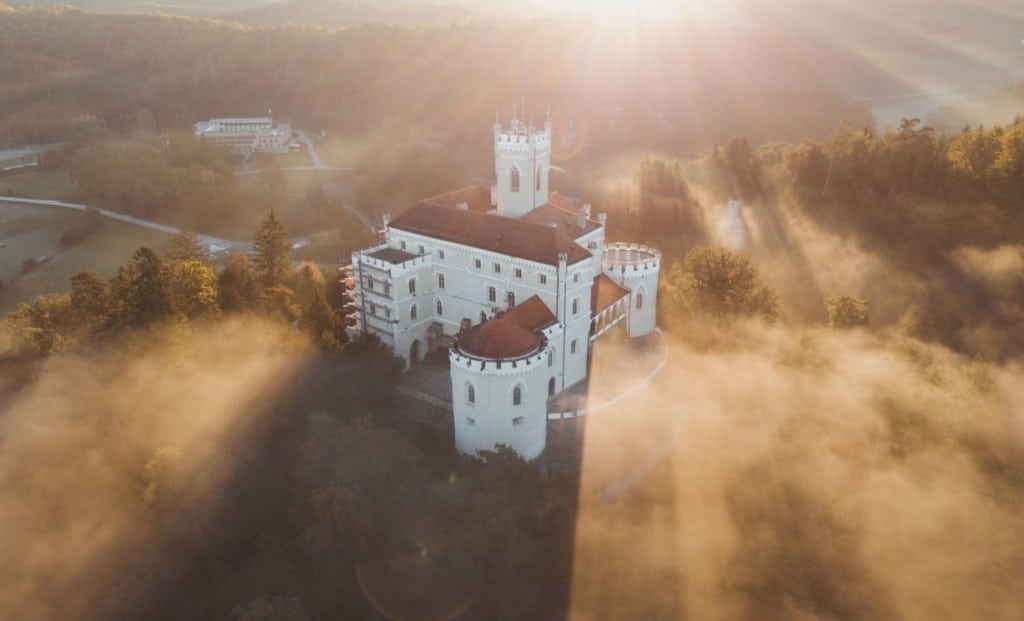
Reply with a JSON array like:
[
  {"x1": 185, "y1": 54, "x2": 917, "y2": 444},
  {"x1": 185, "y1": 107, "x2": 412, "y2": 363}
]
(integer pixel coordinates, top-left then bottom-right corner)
[
  {"x1": 572, "y1": 322, "x2": 1023, "y2": 620},
  {"x1": 0, "y1": 319, "x2": 313, "y2": 620}
]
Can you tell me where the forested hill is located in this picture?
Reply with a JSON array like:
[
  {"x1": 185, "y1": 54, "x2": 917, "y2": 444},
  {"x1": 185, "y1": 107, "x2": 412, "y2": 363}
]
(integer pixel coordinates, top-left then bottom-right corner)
[{"x1": 0, "y1": 6, "x2": 884, "y2": 152}]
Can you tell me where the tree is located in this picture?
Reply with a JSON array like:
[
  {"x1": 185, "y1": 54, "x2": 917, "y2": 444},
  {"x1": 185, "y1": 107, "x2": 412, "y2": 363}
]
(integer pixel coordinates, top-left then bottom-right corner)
[
  {"x1": 219, "y1": 254, "x2": 259, "y2": 312},
  {"x1": 116, "y1": 247, "x2": 176, "y2": 326},
  {"x1": 69, "y1": 271, "x2": 111, "y2": 329},
  {"x1": 167, "y1": 260, "x2": 219, "y2": 319},
  {"x1": 667, "y1": 246, "x2": 780, "y2": 322},
  {"x1": 290, "y1": 262, "x2": 326, "y2": 308},
  {"x1": 825, "y1": 294, "x2": 869, "y2": 329},
  {"x1": 166, "y1": 231, "x2": 210, "y2": 264},
  {"x1": 253, "y1": 211, "x2": 292, "y2": 288}
]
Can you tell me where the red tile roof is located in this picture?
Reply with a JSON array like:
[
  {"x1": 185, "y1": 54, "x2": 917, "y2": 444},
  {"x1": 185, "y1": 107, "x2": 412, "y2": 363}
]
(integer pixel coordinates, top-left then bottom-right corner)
[
  {"x1": 458, "y1": 317, "x2": 542, "y2": 360},
  {"x1": 591, "y1": 273, "x2": 630, "y2": 314},
  {"x1": 501, "y1": 295, "x2": 557, "y2": 332},
  {"x1": 417, "y1": 184, "x2": 494, "y2": 212},
  {"x1": 520, "y1": 192, "x2": 602, "y2": 237},
  {"x1": 389, "y1": 201, "x2": 591, "y2": 266}
]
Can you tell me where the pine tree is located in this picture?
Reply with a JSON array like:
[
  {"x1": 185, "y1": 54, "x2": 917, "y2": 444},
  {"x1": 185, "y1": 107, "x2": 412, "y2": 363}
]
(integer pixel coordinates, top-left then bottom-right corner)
[
  {"x1": 253, "y1": 210, "x2": 291, "y2": 288},
  {"x1": 218, "y1": 253, "x2": 259, "y2": 312},
  {"x1": 166, "y1": 231, "x2": 209, "y2": 264}
]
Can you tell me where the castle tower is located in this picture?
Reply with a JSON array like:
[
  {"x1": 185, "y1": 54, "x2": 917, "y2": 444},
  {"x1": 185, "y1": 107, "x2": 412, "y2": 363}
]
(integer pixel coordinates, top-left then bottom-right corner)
[{"x1": 494, "y1": 110, "x2": 551, "y2": 218}]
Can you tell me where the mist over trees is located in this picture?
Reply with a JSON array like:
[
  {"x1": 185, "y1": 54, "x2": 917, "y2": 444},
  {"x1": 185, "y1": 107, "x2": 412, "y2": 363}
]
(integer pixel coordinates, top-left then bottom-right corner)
[{"x1": 0, "y1": 6, "x2": 873, "y2": 150}]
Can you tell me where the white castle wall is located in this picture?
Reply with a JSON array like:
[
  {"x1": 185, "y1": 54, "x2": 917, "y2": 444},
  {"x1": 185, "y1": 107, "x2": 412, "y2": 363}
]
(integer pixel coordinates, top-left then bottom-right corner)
[
  {"x1": 603, "y1": 243, "x2": 661, "y2": 338},
  {"x1": 450, "y1": 344, "x2": 551, "y2": 460}
]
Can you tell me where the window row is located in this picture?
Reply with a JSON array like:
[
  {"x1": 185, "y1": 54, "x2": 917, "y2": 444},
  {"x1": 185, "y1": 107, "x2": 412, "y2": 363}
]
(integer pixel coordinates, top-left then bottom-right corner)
[{"x1": 464, "y1": 377, "x2": 559, "y2": 408}]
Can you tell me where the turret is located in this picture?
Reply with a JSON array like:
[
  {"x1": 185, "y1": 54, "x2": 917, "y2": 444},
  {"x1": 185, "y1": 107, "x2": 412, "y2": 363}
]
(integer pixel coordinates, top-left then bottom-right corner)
[{"x1": 494, "y1": 110, "x2": 551, "y2": 219}]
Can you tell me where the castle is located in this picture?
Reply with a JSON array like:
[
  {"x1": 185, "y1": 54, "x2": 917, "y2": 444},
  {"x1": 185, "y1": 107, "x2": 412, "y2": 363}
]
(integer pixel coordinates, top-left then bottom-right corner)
[{"x1": 345, "y1": 114, "x2": 661, "y2": 460}]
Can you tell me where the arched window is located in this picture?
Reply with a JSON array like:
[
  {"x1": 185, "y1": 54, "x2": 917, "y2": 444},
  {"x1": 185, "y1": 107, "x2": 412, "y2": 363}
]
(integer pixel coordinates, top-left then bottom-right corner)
[
  {"x1": 536, "y1": 163, "x2": 543, "y2": 191},
  {"x1": 436, "y1": 299, "x2": 443, "y2": 316},
  {"x1": 467, "y1": 383, "x2": 475, "y2": 404},
  {"x1": 509, "y1": 166, "x2": 520, "y2": 193},
  {"x1": 410, "y1": 304, "x2": 418, "y2": 321},
  {"x1": 636, "y1": 292, "x2": 644, "y2": 310},
  {"x1": 512, "y1": 385, "x2": 522, "y2": 406},
  {"x1": 480, "y1": 311, "x2": 487, "y2": 324},
  {"x1": 548, "y1": 377, "x2": 556, "y2": 397}
]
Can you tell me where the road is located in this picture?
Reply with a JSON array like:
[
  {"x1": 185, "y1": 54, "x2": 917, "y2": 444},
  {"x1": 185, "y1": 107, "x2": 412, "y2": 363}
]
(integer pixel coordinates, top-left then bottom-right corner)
[{"x1": 0, "y1": 196, "x2": 309, "y2": 258}]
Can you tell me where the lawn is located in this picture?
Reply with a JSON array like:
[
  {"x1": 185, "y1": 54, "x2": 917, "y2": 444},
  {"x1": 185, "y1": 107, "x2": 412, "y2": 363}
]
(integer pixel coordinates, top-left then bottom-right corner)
[
  {"x1": 1, "y1": 169, "x2": 79, "y2": 202},
  {"x1": 0, "y1": 203, "x2": 173, "y2": 313}
]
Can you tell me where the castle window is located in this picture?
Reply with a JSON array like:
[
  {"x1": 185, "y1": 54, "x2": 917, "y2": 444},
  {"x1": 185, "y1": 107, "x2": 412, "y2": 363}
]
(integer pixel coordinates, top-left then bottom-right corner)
[
  {"x1": 370, "y1": 303, "x2": 376, "y2": 316},
  {"x1": 488, "y1": 287, "x2": 496, "y2": 303},
  {"x1": 507, "y1": 291, "x2": 515, "y2": 307},
  {"x1": 548, "y1": 377, "x2": 556, "y2": 397},
  {"x1": 401, "y1": 241, "x2": 407, "y2": 250},
  {"x1": 547, "y1": 349, "x2": 553, "y2": 366},
  {"x1": 572, "y1": 298, "x2": 579, "y2": 315},
  {"x1": 418, "y1": 244, "x2": 424, "y2": 254},
  {"x1": 571, "y1": 339, "x2": 578, "y2": 354},
  {"x1": 410, "y1": 304, "x2": 418, "y2": 321},
  {"x1": 536, "y1": 164, "x2": 543, "y2": 191},
  {"x1": 467, "y1": 383, "x2": 475, "y2": 404},
  {"x1": 513, "y1": 416, "x2": 524, "y2": 427},
  {"x1": 436, "y1": 299, "x2": 444, "y2": 316},
  {"x1": 437, "y1": 273, "x2": 445, "y2": 289},
  {"x1": 474, "y1": 258, "x2": 482, "y2": 269},
  {"x1": 512, "y1": 385, "x2": 522, "y2": 406},
  {"x1": 539, "y1": 274, "x2": 547, "y2": 285},
  {"x1": 480, "y1": 311, "x2": 487, "y2": 323},
  {"x1": 636, "y1": 292, "x2": 644, "y2": 310},
  {"x1": 510, "y1": 166, "x2": 520, "y2": 193},
  {"x1": 366, "y1": 278, "x2": 374, "y2": 291},
  {"x1": 573, "y1": 273, "x2": 579, "y2": 284},
  {"x1": 384, "y1": 283, "x2": 391, "y2": 296},
  {"x1": 514, "y1": 268, "x2": 522, "y2": 279},
  {"x1": 438, "y1": 249, "x2": 445, "y2": 260},
  {"x1": 408, "y1": 278, "x2": 416, "y2": 295},
  {"x1": 385, "y1": 306, "x2": 391, "y2": 319},
  {"x1": 493, "y1": 262, "x2": 501, "y2": 274}
]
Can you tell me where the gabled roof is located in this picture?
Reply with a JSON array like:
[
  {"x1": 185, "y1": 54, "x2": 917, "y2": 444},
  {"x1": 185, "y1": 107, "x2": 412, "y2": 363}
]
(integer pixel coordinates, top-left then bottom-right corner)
[
  {"x1": 519, "y1": 192, "x2": 602, "y2": 237},
  {"x1": 592, "y1": 273, "x2": 630, "y2": 314},
  {"x1": 389, "y1": 202, "x2": 591, "y2": 266},
  {"x1": 501, "y1": 295, "x2": 557, "y2": 332}
]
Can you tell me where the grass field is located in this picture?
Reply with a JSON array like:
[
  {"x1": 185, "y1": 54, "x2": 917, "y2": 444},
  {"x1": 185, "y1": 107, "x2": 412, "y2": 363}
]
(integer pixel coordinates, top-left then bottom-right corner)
[
  {"x1": 1, "y1": 169, "x2": 79, "y2": 202},
  {"x1": 0, "y1": 203, "x2": 173, "y2": 314}
]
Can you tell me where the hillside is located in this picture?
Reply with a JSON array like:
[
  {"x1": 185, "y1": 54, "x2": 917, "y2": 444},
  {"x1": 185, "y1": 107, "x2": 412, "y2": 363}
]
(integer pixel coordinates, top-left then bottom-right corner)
[{"x1": 0, "y1": 6, "x2": 883, "y2": 154}]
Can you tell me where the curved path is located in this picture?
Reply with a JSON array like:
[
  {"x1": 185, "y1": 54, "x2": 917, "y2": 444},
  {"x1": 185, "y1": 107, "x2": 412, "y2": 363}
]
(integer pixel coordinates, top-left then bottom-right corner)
[{"x1": 0, "y1": 196, "x2": 309, "y2": 258}]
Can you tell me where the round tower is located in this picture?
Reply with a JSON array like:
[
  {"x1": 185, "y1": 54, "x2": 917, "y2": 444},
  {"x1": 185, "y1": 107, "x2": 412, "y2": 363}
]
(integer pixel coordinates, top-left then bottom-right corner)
[
  {"x1": 602, "y1": 243, "x2": 661, "y2": 338},
  {"x1": 493, "y1": 112, "x2": 551, "y2": 219},
  {"x1": 449, "y1": 318, "x2": 551, "y2": 460}
]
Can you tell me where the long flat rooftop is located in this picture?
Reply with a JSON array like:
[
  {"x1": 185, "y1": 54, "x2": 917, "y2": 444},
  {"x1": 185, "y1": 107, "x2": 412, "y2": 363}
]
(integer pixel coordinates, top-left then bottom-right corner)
[{"x1": 367, "y1": 247, "x2": 420, "y2": 264}]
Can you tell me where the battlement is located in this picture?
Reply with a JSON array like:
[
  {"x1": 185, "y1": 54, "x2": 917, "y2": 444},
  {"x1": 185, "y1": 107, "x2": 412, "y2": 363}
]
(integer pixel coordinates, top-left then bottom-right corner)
[{"x1": 493, "y1": 118, "x2": 552, "y2": 148}]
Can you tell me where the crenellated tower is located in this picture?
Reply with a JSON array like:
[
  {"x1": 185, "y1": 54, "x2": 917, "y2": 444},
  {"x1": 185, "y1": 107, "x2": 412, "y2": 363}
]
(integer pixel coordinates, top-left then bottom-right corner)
[{"x1": 493, "y1": 111, "x2": 551, "y2": 218}]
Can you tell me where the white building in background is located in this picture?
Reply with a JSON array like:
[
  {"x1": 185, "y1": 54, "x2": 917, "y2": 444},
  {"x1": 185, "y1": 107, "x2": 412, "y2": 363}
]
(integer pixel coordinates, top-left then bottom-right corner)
[
  {"x1": 192, "y1": 117, "x2": 293, "y2": 154},
  {"x1": 344, "y1": 114, "x2": 660, "y2": 460}
]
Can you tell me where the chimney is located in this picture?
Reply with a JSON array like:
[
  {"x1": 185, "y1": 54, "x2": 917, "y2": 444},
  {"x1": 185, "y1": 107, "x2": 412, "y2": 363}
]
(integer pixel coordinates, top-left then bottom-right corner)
[{"x1": 578, "y1": 204, "x2": 591, "y2": 229}]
